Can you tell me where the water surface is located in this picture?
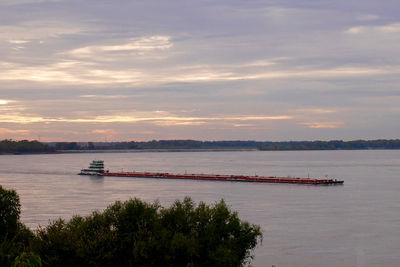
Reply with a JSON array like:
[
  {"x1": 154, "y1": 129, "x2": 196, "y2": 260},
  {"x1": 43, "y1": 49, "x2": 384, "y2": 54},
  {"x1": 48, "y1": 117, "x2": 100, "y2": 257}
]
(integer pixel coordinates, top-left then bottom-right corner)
[{"x1": 1, "y1": 150, "x2": 399, "y2": 267}]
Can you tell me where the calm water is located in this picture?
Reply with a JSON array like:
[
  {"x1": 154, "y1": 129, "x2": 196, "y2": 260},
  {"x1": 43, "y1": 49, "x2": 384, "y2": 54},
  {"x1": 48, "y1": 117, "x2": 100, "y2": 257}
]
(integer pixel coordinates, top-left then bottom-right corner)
[{"x1": 1, "y1": 150, "x2": 399, "y2": 267}]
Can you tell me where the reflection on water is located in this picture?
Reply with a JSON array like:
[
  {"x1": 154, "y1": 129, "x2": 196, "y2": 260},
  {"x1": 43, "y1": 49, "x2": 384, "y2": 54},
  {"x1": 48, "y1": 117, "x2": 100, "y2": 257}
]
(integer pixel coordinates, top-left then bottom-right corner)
[
  {"x1": 0, "y1": 150, "x2": 400, "y2": 267},
  {"x1": 89, "y1": 176, "x2": 104, "y2": 184}
]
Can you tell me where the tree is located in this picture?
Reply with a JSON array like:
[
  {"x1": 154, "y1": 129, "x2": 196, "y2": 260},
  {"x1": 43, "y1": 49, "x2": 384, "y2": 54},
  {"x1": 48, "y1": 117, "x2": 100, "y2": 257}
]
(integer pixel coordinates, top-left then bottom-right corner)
[
  {"x1": 0, "y1": 186, "x2": 35, "y2": 267},
  {"x1": 0, "y1": 185, "x2": 21, "y2": 239},
  {"x1": 0, "y1": 140, "x2": 52, "y2": 154},
  {"x1": 0, "y1": 185, "x2": 262, "y2": 266},
  {"x1": 33, "y1": 197, "x2": 262, "y2": 266},
  {"x1": 87, "y1": 142, "x2": 95, "y2": 149}
]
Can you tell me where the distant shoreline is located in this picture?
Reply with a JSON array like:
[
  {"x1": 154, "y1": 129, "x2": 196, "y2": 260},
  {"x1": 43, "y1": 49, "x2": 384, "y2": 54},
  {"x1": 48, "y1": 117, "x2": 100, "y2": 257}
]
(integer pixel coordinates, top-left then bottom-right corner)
[{"x1": 1, "y1": 139, "x2": 400, "y2": 154}]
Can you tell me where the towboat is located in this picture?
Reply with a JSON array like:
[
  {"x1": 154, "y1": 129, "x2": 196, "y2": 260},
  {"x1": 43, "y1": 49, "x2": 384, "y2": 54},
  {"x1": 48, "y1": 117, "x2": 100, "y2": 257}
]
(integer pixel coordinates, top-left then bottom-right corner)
[{"x1": 79, "y1": 160, "x2": 105, "y2": 175}]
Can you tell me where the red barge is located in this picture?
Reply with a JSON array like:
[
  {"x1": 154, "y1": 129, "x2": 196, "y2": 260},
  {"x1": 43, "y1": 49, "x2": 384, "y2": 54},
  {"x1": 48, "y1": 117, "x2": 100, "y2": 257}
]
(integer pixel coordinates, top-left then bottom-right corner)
[{"x1": 79, "y1": 160, "x2": 344, "y2": 185}]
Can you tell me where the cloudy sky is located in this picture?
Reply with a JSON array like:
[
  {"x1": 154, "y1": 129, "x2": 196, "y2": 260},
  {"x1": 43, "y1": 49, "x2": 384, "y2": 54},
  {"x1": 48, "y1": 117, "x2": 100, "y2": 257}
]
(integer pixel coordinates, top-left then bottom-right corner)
[{"x1": 0, "y1": 0, "x2": 399, "y2": 141}]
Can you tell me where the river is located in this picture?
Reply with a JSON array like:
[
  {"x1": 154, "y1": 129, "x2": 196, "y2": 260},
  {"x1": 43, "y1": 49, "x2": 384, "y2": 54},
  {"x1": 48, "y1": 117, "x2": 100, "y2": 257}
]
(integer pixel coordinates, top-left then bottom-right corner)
[{"x1": 1, "y1": 150, "x2": 399, "y2": 266}]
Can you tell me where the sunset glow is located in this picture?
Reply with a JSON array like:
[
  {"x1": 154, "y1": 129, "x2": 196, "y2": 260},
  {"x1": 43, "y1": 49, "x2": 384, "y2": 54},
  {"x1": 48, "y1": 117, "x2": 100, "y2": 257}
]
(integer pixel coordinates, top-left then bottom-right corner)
[{"x1": 0, "y1": 1, "x2": 399, "y2": 141}]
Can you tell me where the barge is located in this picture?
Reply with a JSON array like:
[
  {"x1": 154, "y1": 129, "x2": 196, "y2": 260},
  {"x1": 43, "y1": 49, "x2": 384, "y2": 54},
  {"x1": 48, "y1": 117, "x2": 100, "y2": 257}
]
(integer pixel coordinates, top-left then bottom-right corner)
[{"x1": 79, "y1": 160, "x2": 344, "y2": 185}]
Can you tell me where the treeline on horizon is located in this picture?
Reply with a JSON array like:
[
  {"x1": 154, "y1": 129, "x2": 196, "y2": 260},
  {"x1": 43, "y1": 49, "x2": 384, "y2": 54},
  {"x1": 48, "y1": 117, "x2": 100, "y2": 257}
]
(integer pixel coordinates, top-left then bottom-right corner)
[
  {"x1": 0, "y1": 140, "x2": 52, "y2": 154},
  {"x1": 1, "y1": 139, "x2": 400, "y2": 154}
]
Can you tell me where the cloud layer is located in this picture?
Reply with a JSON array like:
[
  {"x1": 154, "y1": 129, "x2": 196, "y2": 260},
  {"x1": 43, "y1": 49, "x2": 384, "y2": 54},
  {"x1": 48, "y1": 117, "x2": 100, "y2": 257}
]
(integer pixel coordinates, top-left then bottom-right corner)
[{"x1": 0, "y1": 0, "x2": 399, "y2": 141}]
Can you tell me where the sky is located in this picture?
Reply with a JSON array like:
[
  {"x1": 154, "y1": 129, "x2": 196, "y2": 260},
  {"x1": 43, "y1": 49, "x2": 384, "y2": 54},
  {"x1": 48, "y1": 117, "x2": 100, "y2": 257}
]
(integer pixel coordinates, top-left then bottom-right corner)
[{"x1": 0, "y1": 0, "x2": 399, "y2": 141}]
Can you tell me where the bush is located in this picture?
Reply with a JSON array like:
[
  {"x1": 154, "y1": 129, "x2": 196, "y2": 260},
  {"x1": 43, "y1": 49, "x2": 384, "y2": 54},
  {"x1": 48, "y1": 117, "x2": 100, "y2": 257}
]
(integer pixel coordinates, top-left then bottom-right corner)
[
  {"x1": 0, "y1": 185, "x2": 262, "y2": 266},
  {"x1": 12, "y1": 252, "x2": 42, "y2": 267},
  {"x1": 0, "y1": 185, "x2": 21, "y2": 239},
  {"x1": 34, "y1": 197, "x2": 262, "y2": 266},
  {"x1": 0, "y1": 186, "x2": 35, "y2": 267}
]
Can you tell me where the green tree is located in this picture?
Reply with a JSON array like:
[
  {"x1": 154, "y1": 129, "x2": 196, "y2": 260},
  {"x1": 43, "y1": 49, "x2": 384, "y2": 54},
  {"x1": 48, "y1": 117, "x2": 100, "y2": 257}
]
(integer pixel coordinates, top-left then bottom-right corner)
[
  {"x1": 0, "y1": 185, "x2": 21, "y2": 239},
  {"x1": 33, "y1": 197, "x2": 262, "y2": 266},
  {"x1": 0, "y1": 185, "x2": 262, "y2": 266},
  {"x1": 0, "y1": 186, "x2": 35, "y2": 267},
  {"x1": 87, "y1": 142, "x2": 95, "y2": 149},
  {"x1": 12, "y1": 252, "x2": 42, "y2": 267}
]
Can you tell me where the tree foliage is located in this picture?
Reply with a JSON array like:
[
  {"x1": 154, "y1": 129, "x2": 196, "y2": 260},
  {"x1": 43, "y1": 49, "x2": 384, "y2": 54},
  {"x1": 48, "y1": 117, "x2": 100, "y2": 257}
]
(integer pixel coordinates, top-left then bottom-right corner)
[
  {"x1": 0, "y1": 185, "x2": 262, "y2": 266},
  {"x1": 33, "y1": 197, "x2": 262, "y2": 266},
  {"x1": 12, "y1": 252, "x2": 42, "y2": 267},
  {"x1": 0, "y1": 186, "x2": 34, "y2": 267},
  {"x1": 2, "y1": 139, "x2": 400, "y2": 153},
  {"x1": 0, "y1": 140, "x2": 52, "y2": 154},
  {"x1": 0, "y1": 185, "x2": 21, "y2": 239},
  {"x1": 55, "y1": 139, "x2": 400, "y2": 151},
  {"x1": 54, "y1": 142, "x2": 80, "y2": 150}
]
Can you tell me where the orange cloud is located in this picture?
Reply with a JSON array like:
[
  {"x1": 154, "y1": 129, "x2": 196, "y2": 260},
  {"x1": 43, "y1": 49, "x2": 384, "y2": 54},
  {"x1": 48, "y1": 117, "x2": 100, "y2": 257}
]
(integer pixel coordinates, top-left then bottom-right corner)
[
  {"x1": 300, "y1": 122, "x2": 344, "y2": 129},
  {"x1": 0, "y1": 113, "x2": 293, "y2": 124}
]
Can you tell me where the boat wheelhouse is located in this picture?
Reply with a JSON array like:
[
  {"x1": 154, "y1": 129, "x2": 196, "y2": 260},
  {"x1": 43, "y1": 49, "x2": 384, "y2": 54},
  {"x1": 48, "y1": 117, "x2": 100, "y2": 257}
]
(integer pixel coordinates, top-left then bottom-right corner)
[{"x1": 79, "y1": 160, "x2": 104, "y2": 175}]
